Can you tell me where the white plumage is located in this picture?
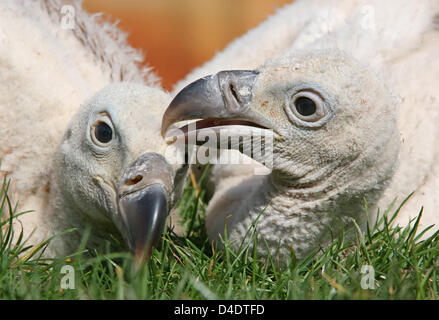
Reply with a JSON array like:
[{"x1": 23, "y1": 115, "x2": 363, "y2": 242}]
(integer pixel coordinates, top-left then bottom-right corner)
[
  {"x1": 167, "y1": 0, "x2": 439, "y2": 261},
  {"x1": 0, "y1": 0, "x2": 184, "y2": 258}
]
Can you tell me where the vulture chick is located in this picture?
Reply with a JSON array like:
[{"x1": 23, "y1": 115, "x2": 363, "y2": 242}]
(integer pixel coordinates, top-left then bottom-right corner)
[
  {"x1": 0, "y1": 0, "x2": 186, "y2": 259},
  {"x1": 163, "y1": 0, "x2": 439, "y2": 261}
]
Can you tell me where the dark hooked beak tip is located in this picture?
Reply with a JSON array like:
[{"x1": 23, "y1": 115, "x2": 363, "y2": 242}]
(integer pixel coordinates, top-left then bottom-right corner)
[
  {"x1": 118, "y1": 184, "x2": 169, "y2": 263},
  {"x1": 161, "y1": 70, "x2": 260, "y2": 137}
]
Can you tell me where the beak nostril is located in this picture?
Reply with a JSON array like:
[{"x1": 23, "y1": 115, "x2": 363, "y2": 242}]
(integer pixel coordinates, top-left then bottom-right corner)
[
  {"x1": 126, "y1": 175, "x2": 143, "y2": 186},
  {"x1": 229, "y1": 82, "x2": 241, "y2": 104}
]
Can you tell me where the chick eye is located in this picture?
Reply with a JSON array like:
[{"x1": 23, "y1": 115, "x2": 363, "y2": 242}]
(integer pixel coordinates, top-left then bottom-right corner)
[
  {"x1": 93, "y1": 121, "x2": 113, "y2": 145},
  {"x1": 295, "y1": 97, "x2": 316, "y2": 116},
  {"x1": 91, "y1": 120, "x2": 113, "y2": 147},
  {"x1": 288, "y1": 91, "x2": 326, "y2": 123}
]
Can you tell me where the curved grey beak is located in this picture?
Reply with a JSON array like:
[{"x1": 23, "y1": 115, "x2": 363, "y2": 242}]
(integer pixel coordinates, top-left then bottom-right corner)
[
  {"x1": 117, "y1": 153, "x2": 174, "y2": 262},
  {"x1": 161, "y1": 70, "x2": 274, "y2": 137}
]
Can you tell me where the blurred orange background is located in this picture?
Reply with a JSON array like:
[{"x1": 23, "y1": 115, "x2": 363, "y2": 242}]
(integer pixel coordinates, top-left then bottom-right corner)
[{"x1": 83, "y1": 0, "x2": 292, "y2": 90}]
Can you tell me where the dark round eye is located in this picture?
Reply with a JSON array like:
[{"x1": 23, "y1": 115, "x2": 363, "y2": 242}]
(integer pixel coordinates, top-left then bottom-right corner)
[
  {"x1": 287, "y1": 90, "x2": 327, "y2": 124},
  {"x1": 94, "y1": 122, "x2": 113, "y2": 143},
  {"x1": 294, "y1": 97, "x2": 316, "y2": 116}
]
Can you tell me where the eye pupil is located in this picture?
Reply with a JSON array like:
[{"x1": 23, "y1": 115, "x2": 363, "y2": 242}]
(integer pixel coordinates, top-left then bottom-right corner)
[
  {"x1": 294, "y1": 97, "x2": 316, "y2": 116},
  {"x1": 95, "y1": 122, "x2": 113, "y2": 143}
]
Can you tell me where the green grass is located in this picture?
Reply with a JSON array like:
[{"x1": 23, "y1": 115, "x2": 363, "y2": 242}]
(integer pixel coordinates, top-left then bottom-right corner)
[{"x1": 0, "y1": 172, "x2": 438, "y2": 300}]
